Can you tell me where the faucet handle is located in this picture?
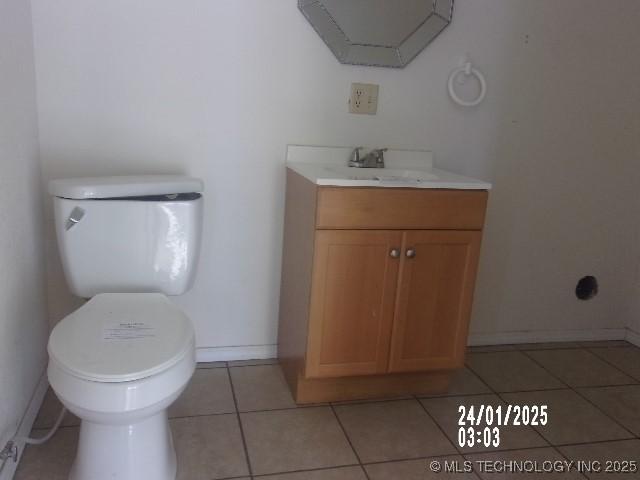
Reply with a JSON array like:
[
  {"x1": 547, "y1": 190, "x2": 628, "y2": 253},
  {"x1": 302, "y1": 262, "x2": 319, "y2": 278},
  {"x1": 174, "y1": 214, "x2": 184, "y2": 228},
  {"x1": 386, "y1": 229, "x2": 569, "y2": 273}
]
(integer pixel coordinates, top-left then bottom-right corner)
[
  {"x1": 351, "y1": 147, "x2": 363, "y2": 162},
  {"x1": 349, "y1": 147, "x2": 364, "y2": 167},
  {"x1": 373, "y1": 148, "x2": 388, "y2": 165}
]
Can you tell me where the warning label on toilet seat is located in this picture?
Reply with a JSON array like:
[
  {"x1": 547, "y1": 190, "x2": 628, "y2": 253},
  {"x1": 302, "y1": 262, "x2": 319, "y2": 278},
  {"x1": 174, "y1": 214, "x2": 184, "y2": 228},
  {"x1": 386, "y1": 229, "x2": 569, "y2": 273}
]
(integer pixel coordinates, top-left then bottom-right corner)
[{"x1": 103, "y1": 321, "x2": 156, "y2": 341}]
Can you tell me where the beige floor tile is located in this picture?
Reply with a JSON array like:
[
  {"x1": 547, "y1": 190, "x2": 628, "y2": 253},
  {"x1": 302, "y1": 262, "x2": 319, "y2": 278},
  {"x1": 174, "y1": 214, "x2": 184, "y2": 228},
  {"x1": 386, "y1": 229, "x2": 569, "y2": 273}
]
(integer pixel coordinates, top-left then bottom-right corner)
[
  {"x1": 588, "y1": 347, "x2": 640, "y2": 381},
  {"x1": 558, "y1": 439, "x2": 640, "y2": 479},
  {"x1": 515, "y1": 342, "x2": 581, "y2": 350},
  {"x1": 32, "y1": 388, "x2": 80, "y2": 429},
  {"x1": 420, "y1": 394, "x2": 548, "y2": 453},
  {"x1": 421, "y1": 367, "x2": 492, "y2": 397},
  {"x1": 169, "y1": 368, "x2": 236, "y2": 418},
  {"x1": 525, "y1": 349, "x2": 634, "y2": 387},
  {"x1": 468, "y1": 345, "x2": 517, "y2": 353},
  {"x1": 466, "y1": 352, "x2": 564, "y2": 392},
  {"x1": 466, "y1": 447, "x2": 584, "y2": 479},
  {"x1": 334, "y1": 399, "x2": 456, "y2": 463},
  {"x1": 501, "y1": 390, "x2": 633, "y2": 445},
  {"x1": 365, "y1": 455, "x2": 478, "y2": 479},
  {"x1": 14, "y1": 427, "x2": 78, "y2": 480},
  {"x1": 171, "y1": 414, "x2": 249, "y2": 480},
  {"x1": 578, "y1": 385, "x2": 640, "y2": 435},
  {"x1": 228, "y1": 358, "x2": 279, "y2": 367},
  {"x1": 241, "y1": 406, "x2": 357, "y2": 475},
  {"x1": 196, "y1": 360, "x2": 227, "y2": 368},
  {"x1": 260, "y1": 466, "x2": 366, "y2": 479},
  {"x1": 230, "y1": 364, "x2": 297, "y2": 412}
]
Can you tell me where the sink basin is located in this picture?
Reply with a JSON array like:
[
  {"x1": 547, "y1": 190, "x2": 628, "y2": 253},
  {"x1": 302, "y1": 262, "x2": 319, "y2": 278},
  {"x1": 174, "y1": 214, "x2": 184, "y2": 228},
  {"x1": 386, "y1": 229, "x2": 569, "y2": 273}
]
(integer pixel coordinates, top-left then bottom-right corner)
[
  {"x1": 286, "y1": 158, "x2": 491, "y2": 190},
  {"x1": 323, "y1": 166, "x2": 438, "y2": 183}
]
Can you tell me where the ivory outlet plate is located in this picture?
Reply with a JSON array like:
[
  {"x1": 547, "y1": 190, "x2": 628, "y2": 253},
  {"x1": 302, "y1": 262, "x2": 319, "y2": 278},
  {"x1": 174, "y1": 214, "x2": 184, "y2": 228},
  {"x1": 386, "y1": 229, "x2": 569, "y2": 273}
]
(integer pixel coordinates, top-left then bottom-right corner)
[{"x1": 349, "y1": 83, "x2": 378, "y2": 115}]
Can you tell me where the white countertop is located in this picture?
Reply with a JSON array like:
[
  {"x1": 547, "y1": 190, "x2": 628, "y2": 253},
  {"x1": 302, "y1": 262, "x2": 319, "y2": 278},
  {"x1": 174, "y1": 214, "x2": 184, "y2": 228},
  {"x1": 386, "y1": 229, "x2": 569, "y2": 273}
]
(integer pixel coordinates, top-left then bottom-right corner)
[{"x1": 286, "y1": 145, "x2": 492, "y2": 190}]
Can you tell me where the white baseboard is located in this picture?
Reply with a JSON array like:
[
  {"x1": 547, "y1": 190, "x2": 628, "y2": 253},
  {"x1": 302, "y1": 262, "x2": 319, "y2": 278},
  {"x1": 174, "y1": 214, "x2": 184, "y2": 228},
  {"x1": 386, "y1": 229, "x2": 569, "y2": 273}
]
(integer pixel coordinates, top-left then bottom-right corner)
[
  {"x1": 0, "y1": 372, "x2": 48, "y2": 480},
  {"x1": 196, "y1": 328, "x2": 636, "y2": 363},
  {"x1": 626, "y1": 327, "x2": 640, "y2": 347},
  {"x1": 468, "y1": 328, "x2": 627, "y2": 346},
  {"x1": 196, "y1": 344, "x2": 278, "y2": 363}
]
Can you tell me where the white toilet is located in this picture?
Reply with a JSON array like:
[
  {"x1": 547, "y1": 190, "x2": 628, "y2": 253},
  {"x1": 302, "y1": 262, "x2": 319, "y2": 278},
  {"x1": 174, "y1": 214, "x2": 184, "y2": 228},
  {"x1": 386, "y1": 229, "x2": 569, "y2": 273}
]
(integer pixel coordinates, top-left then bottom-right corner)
[{"x1": 47, "y1": 175, "x2": 204, "y2": 480}]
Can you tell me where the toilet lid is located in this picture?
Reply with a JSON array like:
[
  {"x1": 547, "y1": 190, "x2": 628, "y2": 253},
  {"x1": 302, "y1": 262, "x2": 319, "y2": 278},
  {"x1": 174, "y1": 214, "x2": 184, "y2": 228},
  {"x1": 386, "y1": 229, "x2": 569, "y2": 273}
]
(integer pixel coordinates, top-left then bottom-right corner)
[{"x1": 48, "y1": 293, "x2": 194, "y2": 383}]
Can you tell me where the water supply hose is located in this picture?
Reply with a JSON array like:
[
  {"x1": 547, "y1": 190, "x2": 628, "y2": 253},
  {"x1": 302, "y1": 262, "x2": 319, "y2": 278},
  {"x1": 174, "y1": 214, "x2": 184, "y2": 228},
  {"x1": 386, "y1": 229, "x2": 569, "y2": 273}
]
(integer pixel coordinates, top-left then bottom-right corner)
[{"x1": 18, "y1": 407, "x2": 67, "y2": 445}]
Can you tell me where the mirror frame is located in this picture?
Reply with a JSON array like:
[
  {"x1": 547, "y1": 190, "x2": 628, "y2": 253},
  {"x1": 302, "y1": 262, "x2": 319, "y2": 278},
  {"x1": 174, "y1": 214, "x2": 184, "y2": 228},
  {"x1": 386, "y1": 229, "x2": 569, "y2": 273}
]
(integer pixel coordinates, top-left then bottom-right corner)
[{"x1": 299, "y1": 0, "x2": 454, "y2": 68}]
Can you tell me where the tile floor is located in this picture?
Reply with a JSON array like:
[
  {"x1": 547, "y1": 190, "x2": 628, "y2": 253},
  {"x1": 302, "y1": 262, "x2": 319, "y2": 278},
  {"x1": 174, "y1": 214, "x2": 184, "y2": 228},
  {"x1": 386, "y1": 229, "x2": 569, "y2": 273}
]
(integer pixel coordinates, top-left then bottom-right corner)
[{"x1": 15, "y1": 342, "x2": 640, "y2": 479}]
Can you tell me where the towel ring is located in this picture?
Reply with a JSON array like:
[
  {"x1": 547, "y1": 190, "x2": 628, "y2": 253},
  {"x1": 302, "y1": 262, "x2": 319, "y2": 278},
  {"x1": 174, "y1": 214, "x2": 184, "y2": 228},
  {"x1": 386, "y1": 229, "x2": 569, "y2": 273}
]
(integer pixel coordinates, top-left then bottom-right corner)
[{"x1": 448, "y1": 62, "x2": 487, "y2": 107}]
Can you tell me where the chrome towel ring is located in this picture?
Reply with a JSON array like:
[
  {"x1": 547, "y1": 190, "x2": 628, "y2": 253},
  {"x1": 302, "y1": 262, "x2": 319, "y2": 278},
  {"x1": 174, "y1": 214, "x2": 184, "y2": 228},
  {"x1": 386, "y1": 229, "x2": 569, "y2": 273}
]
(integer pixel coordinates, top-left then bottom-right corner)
[{"x1": 448, "y1": 61, "x2": 487, "y2": 107}]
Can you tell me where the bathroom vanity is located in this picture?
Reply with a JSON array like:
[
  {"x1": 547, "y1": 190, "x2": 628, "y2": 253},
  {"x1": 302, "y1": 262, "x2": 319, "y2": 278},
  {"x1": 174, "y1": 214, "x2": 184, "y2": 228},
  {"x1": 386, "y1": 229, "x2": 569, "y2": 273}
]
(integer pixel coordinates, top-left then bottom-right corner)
[{"x1": 278, "y1": 147, "x2": 490, "y2": 403}]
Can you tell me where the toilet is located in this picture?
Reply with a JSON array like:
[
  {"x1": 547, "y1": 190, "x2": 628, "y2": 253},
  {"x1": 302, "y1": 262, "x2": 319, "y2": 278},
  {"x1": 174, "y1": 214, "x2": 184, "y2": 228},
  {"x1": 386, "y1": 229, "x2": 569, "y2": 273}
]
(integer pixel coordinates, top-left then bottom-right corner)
[{"x1": 47, "y1": 175, "x2": 204, "y2": 480}]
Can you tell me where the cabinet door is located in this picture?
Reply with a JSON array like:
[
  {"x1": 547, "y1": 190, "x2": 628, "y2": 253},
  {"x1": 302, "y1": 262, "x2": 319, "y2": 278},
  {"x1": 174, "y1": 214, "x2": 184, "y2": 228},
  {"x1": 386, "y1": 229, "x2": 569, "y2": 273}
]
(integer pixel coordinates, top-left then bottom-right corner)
[
  {"x1": 388, "y1": 230, "x2": 482, "y2": 373},
  {"x1": 305, "y1": 230, "x2": 402, "y2": 378}
]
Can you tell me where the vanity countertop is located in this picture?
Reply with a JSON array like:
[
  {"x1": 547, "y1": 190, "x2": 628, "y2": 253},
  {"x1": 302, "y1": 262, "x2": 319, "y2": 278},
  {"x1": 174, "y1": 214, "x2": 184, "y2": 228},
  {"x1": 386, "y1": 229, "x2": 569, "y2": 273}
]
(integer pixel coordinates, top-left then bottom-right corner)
[{"x1": 286, "y1": 145, "x2": 492, "y2": 190}]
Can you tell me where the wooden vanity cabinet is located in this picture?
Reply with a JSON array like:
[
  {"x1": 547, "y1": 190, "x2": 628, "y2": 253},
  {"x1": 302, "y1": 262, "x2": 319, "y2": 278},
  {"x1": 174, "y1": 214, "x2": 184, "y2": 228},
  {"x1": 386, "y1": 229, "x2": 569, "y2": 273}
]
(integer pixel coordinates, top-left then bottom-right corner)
[{"x1": 278, "y1": 169, "x2": 488, "y2": 403}]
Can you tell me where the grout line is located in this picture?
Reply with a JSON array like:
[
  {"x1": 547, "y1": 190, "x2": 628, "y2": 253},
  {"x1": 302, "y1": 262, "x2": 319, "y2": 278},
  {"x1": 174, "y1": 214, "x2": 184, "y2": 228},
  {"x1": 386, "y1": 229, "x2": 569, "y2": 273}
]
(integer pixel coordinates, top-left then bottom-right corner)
[
  {"x1": 227, "y1": 361, "x2": 280, "y2": 368},
  {"x1": 211, "y1": 475, "x2": 255, "y2": 480},
  {"x1": 460, "y1": 444, "x2": 561, "y2": 479},
  {"x1": 467, "y1": 347, "x2": 518, "y2": 353},
  {"x1": 519, "y1": 349, "x2": 638, "y2": 441},
  {"x1": 462, "y1": 362, "x2": 503, "y2": 396},
  {"x1": 196, "y1": 361, "x2": 228, "y2": 369},
  {"x1": 225, "y1": 366, "x2": 254, "y2": 478},
  {"x1": 468, "y1": 343, "x2": 634, "y2": 355},
  {"x1": 365, "y1": 451, "x2": 488, "y2": 480},
  {"x1": 580, "y1": 348, "x2": 638, "y2": 383},
  {"x1": 463, "y1": 359, "x2": 552, "y2": 449},
  {"x1": 414, "y1": 395, "x2": 464, "y2": 455},
  {"x1": 330, "y1": 396, "x2": 413, "y2": 407},
  {"x1": 516, "y1": 345, "x2": 584, "y2": 350},
  {"x1": 547, "y1": 445, "x2": 590, "y2": 479},
  {"x1": 328, "y1": 404, "x2": 371, "y2": 480},
  {"x1": 417, "y1": 391, "x2": 499, "y2": 400},
  {"x1": 168, "y1": 410, "x2": 237, "y2": 421},
  {"x1": 251, "y1": 464, "x2": 361, "y2": 478},
  {"x1": 586, "y1": 348, "x2": 640, "y2": 383},
  {"x1": 461, "y1": 444, "x2": 560, "y2": 457},
  {"x1": 569, "y1": 382, "x2": 640, "y2": 390},
  {"x1": 358, "y1": 465, "x2": 369, "y2": 479},
  {"x1": 551, "y1": 437, "x2": 640, "y2": 448},
  {"x1": 471, "y1": 386, "x2": 570, "y2": 395},
  {"x1": 232, "y1": 402, "x2": 324, "y2": 415}
]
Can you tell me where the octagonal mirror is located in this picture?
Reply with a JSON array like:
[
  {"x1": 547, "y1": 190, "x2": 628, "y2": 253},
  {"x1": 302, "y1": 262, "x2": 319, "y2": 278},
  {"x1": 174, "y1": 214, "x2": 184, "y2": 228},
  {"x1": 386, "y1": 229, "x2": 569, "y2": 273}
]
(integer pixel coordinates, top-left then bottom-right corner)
[{"x1": 299, "y1": 0, "x2": 454, "y2": 68}]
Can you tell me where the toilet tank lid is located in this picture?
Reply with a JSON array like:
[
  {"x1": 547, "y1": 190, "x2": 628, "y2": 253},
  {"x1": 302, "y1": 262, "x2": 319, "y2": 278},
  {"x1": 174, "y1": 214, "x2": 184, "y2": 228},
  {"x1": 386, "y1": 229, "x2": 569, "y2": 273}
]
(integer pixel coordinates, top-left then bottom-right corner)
[{"x1": 49, "y1": 175, "x2": 204, "y2": 199}]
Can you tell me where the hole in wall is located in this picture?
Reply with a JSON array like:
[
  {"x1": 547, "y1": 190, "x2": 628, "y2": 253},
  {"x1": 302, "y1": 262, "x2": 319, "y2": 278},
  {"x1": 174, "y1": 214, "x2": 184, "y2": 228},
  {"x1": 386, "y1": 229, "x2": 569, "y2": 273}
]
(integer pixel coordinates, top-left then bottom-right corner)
[{"x1": 575, "y1": 276, "x2": 598, "y2": 300}]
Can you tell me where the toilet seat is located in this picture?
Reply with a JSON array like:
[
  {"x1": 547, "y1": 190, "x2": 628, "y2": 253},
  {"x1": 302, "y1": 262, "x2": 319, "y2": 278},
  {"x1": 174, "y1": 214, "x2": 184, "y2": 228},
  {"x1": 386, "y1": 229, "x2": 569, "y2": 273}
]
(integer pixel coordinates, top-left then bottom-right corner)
[{"x1": 48, "y1": 293, "x2": 194, "y2": 383}]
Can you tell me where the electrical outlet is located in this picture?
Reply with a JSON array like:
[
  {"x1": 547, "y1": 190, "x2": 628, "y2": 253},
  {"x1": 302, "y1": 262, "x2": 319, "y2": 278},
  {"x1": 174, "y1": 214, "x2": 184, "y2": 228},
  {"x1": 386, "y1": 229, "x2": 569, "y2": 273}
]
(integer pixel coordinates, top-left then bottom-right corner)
[{"x1": 349, "y1": 83, "x2": 379, "y2": 115}]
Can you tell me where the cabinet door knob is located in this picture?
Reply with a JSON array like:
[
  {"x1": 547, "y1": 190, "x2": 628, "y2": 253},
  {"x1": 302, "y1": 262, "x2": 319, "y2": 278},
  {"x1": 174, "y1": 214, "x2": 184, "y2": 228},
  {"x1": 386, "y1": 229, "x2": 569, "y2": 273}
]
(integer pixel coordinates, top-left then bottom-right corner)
[
  {"x1": 389, "y1": 248, "x2": 401, "y2": 258},
  {"x1": 406, "y1": 248, "x2": 416, "y2": 258}
]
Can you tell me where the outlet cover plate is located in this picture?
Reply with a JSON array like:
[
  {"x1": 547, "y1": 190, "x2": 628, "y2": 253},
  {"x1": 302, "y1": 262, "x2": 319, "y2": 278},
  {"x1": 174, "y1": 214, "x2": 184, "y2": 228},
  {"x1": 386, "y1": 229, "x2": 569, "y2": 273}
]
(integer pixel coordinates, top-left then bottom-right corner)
[{"x1": 349, "y1": 83, "x2": 379, "y2": 115}]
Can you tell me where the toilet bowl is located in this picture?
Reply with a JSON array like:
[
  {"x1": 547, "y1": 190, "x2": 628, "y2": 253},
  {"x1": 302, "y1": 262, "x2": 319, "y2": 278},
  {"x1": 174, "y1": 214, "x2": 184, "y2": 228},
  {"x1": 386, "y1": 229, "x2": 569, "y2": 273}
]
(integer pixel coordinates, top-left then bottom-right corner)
[{"x1": 48, "y1": 293, "x2": 196, "y2": 480}]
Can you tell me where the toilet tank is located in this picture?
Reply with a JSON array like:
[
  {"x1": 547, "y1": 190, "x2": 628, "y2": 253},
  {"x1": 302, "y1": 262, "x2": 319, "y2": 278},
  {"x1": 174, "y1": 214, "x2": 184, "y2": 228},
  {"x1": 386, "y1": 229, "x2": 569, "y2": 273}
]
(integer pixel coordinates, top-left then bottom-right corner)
[{"x1": 49, "y1": 175, "x2": 204, "y2": 298}]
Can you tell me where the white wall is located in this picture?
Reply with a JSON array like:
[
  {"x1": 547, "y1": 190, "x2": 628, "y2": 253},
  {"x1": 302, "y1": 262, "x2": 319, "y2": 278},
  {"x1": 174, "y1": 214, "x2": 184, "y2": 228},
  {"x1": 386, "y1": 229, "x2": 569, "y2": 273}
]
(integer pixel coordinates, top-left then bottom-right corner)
[
  {"x1": 30, "y1": 0, "x2": 640, "y2": 355},
  {"x1": 0, "y1": 0, "x2": 49, "y2": 458}
]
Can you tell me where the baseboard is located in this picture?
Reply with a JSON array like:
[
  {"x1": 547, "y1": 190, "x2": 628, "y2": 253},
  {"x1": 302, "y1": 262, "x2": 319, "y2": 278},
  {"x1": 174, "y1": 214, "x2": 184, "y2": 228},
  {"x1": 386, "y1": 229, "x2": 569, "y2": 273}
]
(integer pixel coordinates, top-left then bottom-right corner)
[
  {"x1": 0, "y1": 371, "x2": 48, "y2": 480},
  {"x1": 626, "y1": 327, "x2": 640, "y2": 347},
  {"x1": 196, "y1": 344, "x2": 278, "y2": 363},
  {"x1": 468, "y1": 328, "x2": 627, "y2": 346}
]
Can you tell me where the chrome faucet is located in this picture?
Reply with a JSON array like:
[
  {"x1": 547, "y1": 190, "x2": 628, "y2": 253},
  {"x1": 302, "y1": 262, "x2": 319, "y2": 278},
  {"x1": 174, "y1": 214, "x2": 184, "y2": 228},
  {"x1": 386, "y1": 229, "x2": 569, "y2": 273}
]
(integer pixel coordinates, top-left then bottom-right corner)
[{"x1": 348, "y1": 147, "x2": 388, "y2": 168}]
